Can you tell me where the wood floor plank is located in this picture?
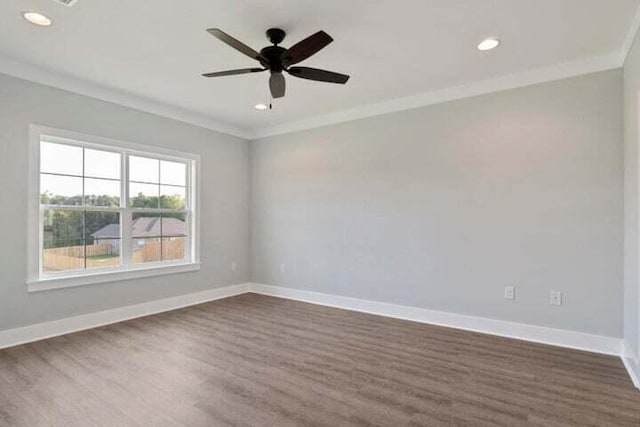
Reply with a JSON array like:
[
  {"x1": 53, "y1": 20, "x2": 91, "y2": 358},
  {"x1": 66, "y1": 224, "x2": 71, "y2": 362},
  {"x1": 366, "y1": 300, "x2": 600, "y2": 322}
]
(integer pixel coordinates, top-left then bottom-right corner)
[{"x1": 0, "y1": 293, "x2": 638, "y2": 426}]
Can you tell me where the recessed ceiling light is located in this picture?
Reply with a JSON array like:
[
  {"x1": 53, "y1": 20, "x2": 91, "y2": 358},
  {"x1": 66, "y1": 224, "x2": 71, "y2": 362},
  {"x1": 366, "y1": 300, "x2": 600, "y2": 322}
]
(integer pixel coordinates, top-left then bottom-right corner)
[
  {"x1": 254, "y1": 103, "x2": 268, "y2": 110},
  {"x1": 477, "y1": 37, "x2": 500, "y2": 51},
  {"x1": 23, "y1": 12, "x2": 52, "y2": 27}
]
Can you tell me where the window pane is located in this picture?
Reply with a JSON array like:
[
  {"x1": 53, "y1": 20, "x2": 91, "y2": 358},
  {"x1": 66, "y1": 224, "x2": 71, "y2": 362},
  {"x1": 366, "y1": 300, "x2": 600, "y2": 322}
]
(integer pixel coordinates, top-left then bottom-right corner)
[
  {"x1": 40, "y1": 141, "x2": 83, "y2": 176},
  {"x1": 160, "y1": 186, "x2": 186, "y2": 209},
  {"x1": 161, "y1": 213, "x2": 187, "y2": 237},
  {"x1": 85, "y1": 178, "x2": 120, "y2": 207},
  {"x1": 132, "y1": 238, "x2": 162, "y2": 264},
  {"x1": 129, "y1": 156, "x2": 159, "y2": 183},
  {"x1": 86, "y1": 239, "x2": 121, "y2": 269},
  {"x1": 85, "y1": 148, "x2": 120, "y2": 180},
  {"x1": 43, "y1": 210, "x2": 83, "y2": 248},
  {"x1": 41, "y1": 174, "x2": 83, "y2": 205},
  {"x1": 131, "y1": 213, "x2": 161, "y2": 238},
  {"x1": 43, "y1": 240, "x2": 85, "y2": 272},
  {"x1": 85, "y1": 211, "x2": 121, "y2": 267},
  {"x1": 43, "y1": 209, "x2": 84, "y2": 272},
  {"x1": 85, "y1": 211, "x2": 120, "y2": 240},
  {"x1": 42, "y1": 211, "x2": 123, "y2": 272},
  {"x1": 160, "y1": 160, "x2": 186, "y2": 186},
  {"x1": 162, "y1": 237, "x2": 186, "y2": 261},
  {"x1": 130, "y1": 182, "x2": 159, "y2": 208}
]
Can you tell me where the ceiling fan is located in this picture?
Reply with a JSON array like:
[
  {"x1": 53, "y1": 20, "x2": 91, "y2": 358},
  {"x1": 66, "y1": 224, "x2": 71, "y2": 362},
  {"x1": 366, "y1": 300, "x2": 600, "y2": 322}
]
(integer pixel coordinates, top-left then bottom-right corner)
[{"x1": 202, "y1": 28, "x2": 350, "y2": 99}]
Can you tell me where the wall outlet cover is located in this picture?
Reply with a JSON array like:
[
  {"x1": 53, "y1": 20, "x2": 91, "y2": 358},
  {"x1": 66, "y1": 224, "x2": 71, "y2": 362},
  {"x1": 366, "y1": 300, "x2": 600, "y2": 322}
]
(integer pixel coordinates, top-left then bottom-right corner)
[{"x1": 504, "y1": 286, "x2": 515, "y2": 300}]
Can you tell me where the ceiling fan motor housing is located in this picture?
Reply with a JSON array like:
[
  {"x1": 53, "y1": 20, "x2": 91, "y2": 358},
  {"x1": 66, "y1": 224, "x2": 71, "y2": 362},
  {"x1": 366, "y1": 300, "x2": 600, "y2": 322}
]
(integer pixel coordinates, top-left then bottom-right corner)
[
  {"x1": 266, "y1": 28, "x2": 286, "y2": 45},
  {"x1": 262, "y1": 29, "x2": 288, "y2": 72},
  {"x1": 260, "y1": 45, "x2": 287, "y2": 72}
]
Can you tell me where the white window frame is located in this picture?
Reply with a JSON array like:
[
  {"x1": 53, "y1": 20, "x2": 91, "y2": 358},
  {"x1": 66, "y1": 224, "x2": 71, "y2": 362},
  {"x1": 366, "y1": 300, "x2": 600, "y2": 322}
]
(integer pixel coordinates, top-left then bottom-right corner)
[{"x1": 27, "y1": 125, "x2": 201, "y2": 292}]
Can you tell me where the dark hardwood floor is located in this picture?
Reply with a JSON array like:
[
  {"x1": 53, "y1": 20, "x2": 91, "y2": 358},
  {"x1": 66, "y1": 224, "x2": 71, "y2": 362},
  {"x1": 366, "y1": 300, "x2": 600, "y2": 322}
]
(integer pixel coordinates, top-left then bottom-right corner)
[{"x1": 0, "y1": 293, "x2": 638, "y2": 426}]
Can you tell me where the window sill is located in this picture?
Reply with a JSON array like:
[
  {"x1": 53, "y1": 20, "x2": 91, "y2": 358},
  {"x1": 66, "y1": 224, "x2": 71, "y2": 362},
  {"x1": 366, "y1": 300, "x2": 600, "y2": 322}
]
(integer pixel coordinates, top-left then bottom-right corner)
[{"x1": 26, "y1": 262, "x2": 201, "y2": 293}]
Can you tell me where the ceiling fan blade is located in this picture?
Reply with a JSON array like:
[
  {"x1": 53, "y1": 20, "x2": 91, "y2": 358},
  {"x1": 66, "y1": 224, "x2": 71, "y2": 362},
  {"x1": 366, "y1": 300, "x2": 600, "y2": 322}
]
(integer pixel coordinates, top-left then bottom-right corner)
[
  {"x1": 286, "y1": 67, "x2": 350, "y2": 84},
  {"x1": 282, "y1": 31, "x2": 333, "y2": 66},
  {"x1": 207, "y1": 28, "x2": 267, "y2": 63},
  {"x1": 202, "y1": 68, "x2": 266, "y2": 78},
  {"x1": 269, "y1": 72, "x2": 286, "y2": 98}
]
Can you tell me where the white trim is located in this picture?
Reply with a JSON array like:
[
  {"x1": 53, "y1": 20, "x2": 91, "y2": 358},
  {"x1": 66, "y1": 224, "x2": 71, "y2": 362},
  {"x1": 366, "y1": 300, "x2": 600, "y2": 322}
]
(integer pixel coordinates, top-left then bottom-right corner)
[
  {"x1": 0, "y1": 54, "x2": 249, "y2": 139},
  {"x1": 33, "y1": 125, "x2": 202, "y2": 162},
  {"x1": 622, "y1": 341, "x2": 640, "y2": 389},
  {"x1": 249, "y1": 53, "x2": 620, "y2": 139},
  {"x1": 249, "y1": 283, "x2": 622, "y2": 356},
  {"x1": 618, "y1": 2, "x2": 640, "y2": 67},
  {"x1": 192, "y1": 150, "x2": 202, "y2": 265},
  {"x1": 27, "y1": 126, "x2": 41, "y2": 287},
  {"x1": 27, "y1": 262, "x2": 202, "y2": 292},
  {"x1": 0, "y1": 282, "x2": 251, "y2": 350}
]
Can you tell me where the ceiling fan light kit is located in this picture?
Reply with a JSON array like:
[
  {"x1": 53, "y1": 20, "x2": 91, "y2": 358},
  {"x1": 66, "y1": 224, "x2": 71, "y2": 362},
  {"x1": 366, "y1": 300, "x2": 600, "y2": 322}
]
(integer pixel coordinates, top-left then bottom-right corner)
[{"x1": 202, "y1": 27, "x2": 350, "y2": 100}]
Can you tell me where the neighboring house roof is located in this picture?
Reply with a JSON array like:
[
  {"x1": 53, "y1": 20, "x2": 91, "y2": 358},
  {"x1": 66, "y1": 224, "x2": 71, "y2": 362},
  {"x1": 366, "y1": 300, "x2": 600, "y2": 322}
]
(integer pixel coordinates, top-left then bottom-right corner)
[
  {"x1": 91, "y1": 217, "x2": 185, "y2": 239},
  {"x1": 91, "y1": 224, "x2": 120, "y2": 239}
]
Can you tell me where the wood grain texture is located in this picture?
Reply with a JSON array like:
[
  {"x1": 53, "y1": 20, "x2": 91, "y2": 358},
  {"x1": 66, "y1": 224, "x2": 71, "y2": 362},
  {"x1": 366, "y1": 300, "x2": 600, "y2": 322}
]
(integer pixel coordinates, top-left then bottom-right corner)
[{"x1": 0, "y1": 293, "x2": 638, "y2": 426}]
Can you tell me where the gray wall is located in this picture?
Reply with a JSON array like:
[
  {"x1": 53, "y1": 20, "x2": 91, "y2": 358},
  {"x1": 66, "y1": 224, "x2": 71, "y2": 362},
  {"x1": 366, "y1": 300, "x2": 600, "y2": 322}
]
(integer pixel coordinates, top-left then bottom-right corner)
[
  {"x1": 0, "y1": 67, "x2": 626, "y2": 340},
  {"x1": 624, "y1": 32, "x2": 640, "y2": 360},
  {"x1": 0, "y1": 73, "x2": 251, "y2": 331},
  {"x1": 251, "y1": 70, "x2": 624, "y2": 337}
]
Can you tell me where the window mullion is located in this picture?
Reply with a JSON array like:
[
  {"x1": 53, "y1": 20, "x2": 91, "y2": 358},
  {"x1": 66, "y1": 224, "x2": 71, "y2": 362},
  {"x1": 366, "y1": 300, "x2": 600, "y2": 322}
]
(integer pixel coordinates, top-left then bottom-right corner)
[
  {"x1": 122, "y1": 153, "x2": 132, "y2": 268},
  {"x1": 81, "y1": 147, "x2": 87, "y2": 270},
  {"x1": 38, "y1": 206, "x2": 44, "y2": 277},
  {"x1": 186, "y1": 161, "x2": 193, "y2": 263},
  {"x1": 41, "y1": 204, "x2": 122, "y2": 212}
]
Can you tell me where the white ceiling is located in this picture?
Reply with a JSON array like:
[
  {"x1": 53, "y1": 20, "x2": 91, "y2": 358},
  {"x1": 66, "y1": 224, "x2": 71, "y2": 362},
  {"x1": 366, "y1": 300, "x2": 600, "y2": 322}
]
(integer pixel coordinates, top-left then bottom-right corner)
[{"x1": 1, "y1": 0, "x2": 639, "y2": 138}]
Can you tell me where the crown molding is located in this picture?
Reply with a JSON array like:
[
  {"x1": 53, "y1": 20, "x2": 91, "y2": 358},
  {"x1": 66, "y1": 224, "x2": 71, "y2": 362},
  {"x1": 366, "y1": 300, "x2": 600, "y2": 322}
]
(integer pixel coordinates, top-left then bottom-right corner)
[
  {"x1": 249, "y1": 52, "x2": 621, "y2": 139},
  {"x1": 618, "y1": 2, "x2": 640, "y2": 67},
  {"x1": 0, "y1": 49, "x2": 624, "y2": 142},
  {"x1": 0, "y1": 53, "x2": 251, "y2": 139}
]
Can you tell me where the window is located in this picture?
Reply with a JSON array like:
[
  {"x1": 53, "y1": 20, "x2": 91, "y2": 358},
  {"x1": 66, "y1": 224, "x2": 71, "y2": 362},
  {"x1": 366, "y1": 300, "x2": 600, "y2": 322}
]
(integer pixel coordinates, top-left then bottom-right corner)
[{"x1": 28, "y1": 126, "x2": 200, "y2": 291}]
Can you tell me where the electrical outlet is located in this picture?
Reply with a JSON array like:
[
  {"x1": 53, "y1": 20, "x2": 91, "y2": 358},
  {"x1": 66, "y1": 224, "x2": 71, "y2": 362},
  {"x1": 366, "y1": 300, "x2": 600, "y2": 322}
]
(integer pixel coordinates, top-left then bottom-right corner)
[
  {"x1": 280, "y1": 263, "x2": 286, "y2": 273},
  {"x1": 504, "y1": 286, "x2": 515, "y2": 300},
  {"x1": 231, "y1": 262, "x2": 237, "y2": 271},
  {"x1": 550, "y1": 291, "x2": 562, "y2": 306}
]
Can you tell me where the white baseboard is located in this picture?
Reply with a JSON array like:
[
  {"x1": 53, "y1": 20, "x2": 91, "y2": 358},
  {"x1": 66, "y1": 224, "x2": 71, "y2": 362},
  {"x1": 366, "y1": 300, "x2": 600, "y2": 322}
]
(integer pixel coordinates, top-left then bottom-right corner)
[
  {"x1": 1, "y1": 281, "x2": 636, "y2": 390},
  {"x1": 0, "y1": 282, "x2": 251, "y2": 350},
  {"x1": 249, "y1": 283, "x2": 622, "y2": 357},
  {"x1": 622, "y1": 341, "x2": 640, "y2": 389}
]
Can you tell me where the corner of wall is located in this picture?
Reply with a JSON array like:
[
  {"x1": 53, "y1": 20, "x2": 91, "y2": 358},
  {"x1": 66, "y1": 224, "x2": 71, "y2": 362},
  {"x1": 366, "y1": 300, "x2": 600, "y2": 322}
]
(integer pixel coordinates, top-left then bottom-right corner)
[
  {"x1": 622, "y1": 3, "x2": 640, "y2": 390},
  {"x1": 623, "y1": 342, "x2": 640, "y2": 389},
  {"x1": 247, "y1": 137, "x2": 257, "y2": 283}
]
